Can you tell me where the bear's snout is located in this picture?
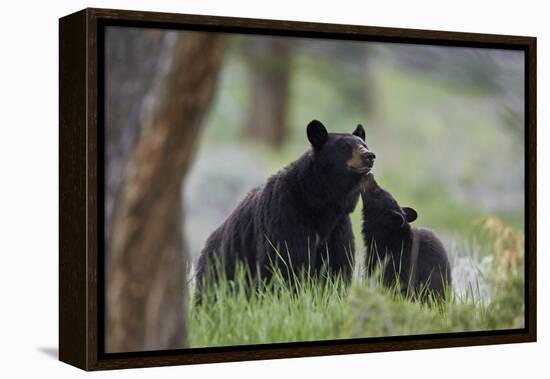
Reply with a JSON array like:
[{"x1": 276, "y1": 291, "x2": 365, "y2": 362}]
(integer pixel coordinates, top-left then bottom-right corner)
[
  {"x1": 347, "y1": 145, "x2": 375, "y2": 174},
  {"x1": 362, "y1": 151, "x2": 376, "y2": 164}
]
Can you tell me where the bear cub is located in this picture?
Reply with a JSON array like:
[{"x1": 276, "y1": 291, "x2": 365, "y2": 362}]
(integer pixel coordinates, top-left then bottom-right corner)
[{"x1": 360, "y1": 173, "x2": 452, "y2": 301}]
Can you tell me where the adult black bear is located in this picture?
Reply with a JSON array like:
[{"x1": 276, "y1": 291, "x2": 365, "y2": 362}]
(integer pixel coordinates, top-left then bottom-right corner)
[
  {"x1": 195, "y1": 120, "x2": 375, "y2": 296},
  {"x1": 360, "y1": 174, "x2": 452, "y2": 301}
]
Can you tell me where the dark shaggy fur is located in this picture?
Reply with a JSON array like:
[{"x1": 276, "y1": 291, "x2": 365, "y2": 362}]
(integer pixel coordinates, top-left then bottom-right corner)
[
  {"x1": 360, "y1": 174, "x2": 452, "y2": 301},
  {"x1": 195, "y1": 120, "x2": 376, "y2": 297}
]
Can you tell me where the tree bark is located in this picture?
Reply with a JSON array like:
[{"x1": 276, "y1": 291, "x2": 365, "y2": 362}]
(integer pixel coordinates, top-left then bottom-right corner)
[
  {"x1": 106, "y1": 31, "x2": 225, "y2": 353},
  {"x1": 105, "y1": 28, "x2": 167, "y2": 245},
  {"x1": 244, "y1": 37, "x2": 292, "y2": 148}
]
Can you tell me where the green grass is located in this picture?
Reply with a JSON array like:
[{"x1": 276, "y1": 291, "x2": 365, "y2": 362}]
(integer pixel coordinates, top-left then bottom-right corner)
[
  {"x1": 187, "y1": 219, "x2": 524, "y2": 348},
  {"x1": 189, "y1": 266, "x2": 351, "y2": 347}
]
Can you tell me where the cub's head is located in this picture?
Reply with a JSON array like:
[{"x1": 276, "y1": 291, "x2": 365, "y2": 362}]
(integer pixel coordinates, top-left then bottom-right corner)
[
  {"x1": 307, "y1": 120, "x2": 376, "y2": 180},
  {"x1": 360, "y1": 174, "x2": 417, "y2": 229}
]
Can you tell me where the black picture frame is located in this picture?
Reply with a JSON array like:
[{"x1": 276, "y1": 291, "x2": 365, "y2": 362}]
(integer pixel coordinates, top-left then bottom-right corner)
[{"x1": 59, "y1": 7, "x2": 537, "y2": 371}]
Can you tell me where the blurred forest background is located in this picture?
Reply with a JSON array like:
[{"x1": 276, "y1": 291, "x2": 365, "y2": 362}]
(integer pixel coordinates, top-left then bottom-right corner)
[{"x1": 104, "y1": 27, "x2": 525, "y2": 352}]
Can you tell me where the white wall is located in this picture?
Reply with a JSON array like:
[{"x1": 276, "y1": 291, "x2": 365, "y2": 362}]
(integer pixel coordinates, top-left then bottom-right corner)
[{"x1": 0, "y1": 0, "x2": 546, "y2": 377}]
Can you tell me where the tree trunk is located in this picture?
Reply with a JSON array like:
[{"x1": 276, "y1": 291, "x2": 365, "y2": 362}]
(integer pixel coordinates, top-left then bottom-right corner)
[
  {"x1": 244, "y1": 37, "x2": 292, "y2": 148},
  {"x1": 105, "y1": 28, "x2": 168, "y2": 246},
  {"x1": 106, "y1": 31, "x2": 225, "y2": 353}
]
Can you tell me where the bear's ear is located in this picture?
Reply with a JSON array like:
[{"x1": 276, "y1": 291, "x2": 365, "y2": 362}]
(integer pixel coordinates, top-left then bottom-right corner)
[
  {"x1": 388, "y1": 210, "x2": 406, "y2": 228},
  {"x1": 307, "y1": 120, "x2": 329, "y2": 149},
  {"x1": 403, "y1": 207, "x2": 418, "y2": 223},
  {"x1": 352, "y1": 124, "x2": 365, "y2": 141}
]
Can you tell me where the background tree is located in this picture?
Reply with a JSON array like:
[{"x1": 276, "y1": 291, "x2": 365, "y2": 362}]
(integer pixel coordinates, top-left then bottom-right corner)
[
  {"x1": 243, "y1": 37, "x2": 292, "y2": 148},
  {"x1": 105, "y1": 29, "x2": 225, "y2": 352}
]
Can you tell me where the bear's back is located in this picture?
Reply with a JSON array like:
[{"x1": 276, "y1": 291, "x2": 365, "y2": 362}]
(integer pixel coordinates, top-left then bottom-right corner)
[{"x1": 413, "y1": 227, "x2": 452, "y2": 297}]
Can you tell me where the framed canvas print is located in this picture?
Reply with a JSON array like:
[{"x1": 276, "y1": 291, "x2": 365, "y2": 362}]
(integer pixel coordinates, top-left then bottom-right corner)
[{"x1": 59, "y1": 8, "x2": 537, "y2": 371}]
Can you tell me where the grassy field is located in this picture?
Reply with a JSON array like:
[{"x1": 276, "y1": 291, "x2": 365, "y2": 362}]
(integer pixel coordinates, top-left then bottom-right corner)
[{"x1": 187, "y1": 217, "x2": 524, "y2": 348}]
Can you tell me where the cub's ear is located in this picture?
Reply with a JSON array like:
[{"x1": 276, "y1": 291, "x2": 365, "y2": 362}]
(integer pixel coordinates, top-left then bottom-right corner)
[
  {"x1": 388, "y1": 210, "x2": 405, "y2": 228},
  {"x1": 352, "y1": 124, "x2": 365, "y2": 141},
  {"x1": 307, "y1": 120, "x2": 329, "y2": 149},
  {"x1": 403, "y1": 207, "x2": 418, "y2": 223}
]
